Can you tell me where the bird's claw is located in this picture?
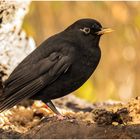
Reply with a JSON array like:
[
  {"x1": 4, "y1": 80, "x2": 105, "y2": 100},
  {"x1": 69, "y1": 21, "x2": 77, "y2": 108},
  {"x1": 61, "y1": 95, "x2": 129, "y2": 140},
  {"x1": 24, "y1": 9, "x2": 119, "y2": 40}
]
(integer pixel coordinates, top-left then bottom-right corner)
[{"x1": 55, "y1": 114, "x2": 67, "y2": 120}]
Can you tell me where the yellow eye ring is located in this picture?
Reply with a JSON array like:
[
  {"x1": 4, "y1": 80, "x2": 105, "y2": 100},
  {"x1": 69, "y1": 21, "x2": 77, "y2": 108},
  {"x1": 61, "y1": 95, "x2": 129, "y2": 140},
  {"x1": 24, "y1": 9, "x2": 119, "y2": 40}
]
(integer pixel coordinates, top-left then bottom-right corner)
[{"x1": 80, "y1": 27, "x2": 90, "y2": 34}]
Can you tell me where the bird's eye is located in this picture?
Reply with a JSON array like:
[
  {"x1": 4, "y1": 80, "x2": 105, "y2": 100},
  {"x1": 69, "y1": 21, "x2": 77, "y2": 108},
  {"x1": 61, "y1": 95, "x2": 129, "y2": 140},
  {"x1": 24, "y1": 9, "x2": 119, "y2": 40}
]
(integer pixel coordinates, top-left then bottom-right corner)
[
  {"x1": 92, "y1": 25, "x2": 95, "y2": 28},
  {"x1": 92, "y1": 24, "x2": 101, "y2": 32},
  {"x1": 80, "y1": 27, "x2": 90, "y2": 35}
]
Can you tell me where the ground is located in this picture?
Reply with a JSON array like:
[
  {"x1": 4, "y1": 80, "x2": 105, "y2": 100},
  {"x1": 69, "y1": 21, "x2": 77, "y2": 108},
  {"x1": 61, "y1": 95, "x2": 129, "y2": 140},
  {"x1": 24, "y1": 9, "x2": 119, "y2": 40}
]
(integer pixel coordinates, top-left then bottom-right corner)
[{"x1": 0, "y1": 95, "x2": 140, "y2": 139}]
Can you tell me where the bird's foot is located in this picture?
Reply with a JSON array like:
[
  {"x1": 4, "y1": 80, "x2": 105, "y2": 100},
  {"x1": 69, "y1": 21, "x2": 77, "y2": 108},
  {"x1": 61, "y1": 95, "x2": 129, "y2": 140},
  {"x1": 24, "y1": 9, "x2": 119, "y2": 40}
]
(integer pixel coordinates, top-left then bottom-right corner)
[
  {"x1": 32, "y1": 101, "x2": 67, "y2": 120},
  {"x1": 55, "y1": 114, "x2": 67, "y2": 120}
]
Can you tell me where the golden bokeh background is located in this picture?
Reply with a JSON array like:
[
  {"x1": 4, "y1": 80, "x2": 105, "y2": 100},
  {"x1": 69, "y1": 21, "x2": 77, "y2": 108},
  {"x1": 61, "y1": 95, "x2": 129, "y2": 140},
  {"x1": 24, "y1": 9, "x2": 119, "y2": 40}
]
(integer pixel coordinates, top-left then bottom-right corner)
[{"x1": 23, "y1": 1, "x2": 140, "y2": 102}]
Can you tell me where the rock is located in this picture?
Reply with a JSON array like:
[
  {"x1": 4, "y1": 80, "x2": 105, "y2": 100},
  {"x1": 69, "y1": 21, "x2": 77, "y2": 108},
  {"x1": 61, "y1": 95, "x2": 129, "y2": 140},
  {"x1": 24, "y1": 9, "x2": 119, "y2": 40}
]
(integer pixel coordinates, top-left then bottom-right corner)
[{"x1": 22, "y1": 118, "x2": 140, "y2": 139}]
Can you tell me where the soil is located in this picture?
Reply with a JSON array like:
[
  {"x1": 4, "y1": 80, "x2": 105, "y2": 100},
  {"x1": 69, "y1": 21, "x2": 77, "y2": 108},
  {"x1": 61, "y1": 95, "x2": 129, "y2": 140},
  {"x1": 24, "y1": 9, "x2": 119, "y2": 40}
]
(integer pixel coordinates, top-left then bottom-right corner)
[{"x1": 0, "y1": 95, "x2": 140, "y2": 139}]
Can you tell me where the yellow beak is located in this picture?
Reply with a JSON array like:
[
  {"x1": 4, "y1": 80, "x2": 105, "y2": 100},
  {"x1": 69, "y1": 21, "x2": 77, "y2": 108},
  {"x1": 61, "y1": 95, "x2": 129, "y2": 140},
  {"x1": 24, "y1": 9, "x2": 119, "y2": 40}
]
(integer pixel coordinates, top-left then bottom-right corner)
[{"x1": 96, "y1": 28, "x2": 114, "y2": 35}]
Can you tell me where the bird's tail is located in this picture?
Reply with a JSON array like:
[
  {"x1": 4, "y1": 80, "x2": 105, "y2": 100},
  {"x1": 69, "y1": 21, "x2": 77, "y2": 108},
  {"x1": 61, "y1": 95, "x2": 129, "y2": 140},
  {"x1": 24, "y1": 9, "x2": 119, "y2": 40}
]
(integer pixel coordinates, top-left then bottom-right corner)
[{"x1": 0, "y1": 77, "x2": 44, "y2": 113}]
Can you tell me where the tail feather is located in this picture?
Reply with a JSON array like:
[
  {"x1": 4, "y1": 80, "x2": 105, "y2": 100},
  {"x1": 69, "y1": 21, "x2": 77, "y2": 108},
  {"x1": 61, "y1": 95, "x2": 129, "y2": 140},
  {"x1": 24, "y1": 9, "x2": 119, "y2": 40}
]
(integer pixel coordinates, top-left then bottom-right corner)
[{"x1": 0, "y1": 78, "x2": 43, "y2": 113}]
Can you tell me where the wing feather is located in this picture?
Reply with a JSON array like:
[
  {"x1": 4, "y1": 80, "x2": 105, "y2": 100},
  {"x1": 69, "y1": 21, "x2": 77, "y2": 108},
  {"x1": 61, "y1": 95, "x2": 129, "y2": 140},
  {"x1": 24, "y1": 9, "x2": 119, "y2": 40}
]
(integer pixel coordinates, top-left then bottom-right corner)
[
  {"x1": 0, "y1": 50, "x2": 72, "y2": 112},
  {"x1": 3, "y1": 54, "x2": 59, "y2": 99}
]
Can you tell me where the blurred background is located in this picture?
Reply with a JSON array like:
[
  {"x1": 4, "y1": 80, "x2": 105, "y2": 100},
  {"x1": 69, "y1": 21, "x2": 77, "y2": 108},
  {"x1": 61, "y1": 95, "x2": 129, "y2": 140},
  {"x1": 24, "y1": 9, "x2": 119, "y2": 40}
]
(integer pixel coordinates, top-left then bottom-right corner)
[{"x1": 23, "y1": 1, "x2": 140, "y2": 102}]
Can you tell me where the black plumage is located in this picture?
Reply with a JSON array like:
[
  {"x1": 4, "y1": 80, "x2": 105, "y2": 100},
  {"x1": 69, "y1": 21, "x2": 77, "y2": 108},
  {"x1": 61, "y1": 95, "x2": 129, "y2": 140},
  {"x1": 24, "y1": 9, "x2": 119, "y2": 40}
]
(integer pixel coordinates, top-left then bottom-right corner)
[{"x1": 0, "y1": 18, "x2": 111, "y2": 115}]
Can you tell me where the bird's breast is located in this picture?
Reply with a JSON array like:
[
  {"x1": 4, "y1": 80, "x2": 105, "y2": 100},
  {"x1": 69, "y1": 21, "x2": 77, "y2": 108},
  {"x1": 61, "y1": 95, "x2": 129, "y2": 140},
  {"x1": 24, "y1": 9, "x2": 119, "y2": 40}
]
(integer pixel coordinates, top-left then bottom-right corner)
[{"x1": 52, "y1": 46, "x2": 100, "y2": 97}]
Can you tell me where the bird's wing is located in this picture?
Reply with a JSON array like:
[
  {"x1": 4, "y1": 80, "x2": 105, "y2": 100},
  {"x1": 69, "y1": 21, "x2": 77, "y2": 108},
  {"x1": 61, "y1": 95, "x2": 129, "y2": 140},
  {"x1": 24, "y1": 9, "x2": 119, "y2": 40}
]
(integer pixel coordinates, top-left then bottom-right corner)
[
  {"x1": 4, "y1": 52, "x2": 61, "y2": 95},
  {"x1": 0, "y1": 49, "x2": 73, "y2": 112}
]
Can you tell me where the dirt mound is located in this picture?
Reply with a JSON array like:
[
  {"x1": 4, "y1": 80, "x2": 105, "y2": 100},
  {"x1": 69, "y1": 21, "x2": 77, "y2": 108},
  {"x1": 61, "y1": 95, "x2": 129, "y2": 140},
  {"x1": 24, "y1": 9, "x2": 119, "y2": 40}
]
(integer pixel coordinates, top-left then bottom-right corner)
[{"x1": 0, "y1": 95, "x2": 140, "y2": 138}]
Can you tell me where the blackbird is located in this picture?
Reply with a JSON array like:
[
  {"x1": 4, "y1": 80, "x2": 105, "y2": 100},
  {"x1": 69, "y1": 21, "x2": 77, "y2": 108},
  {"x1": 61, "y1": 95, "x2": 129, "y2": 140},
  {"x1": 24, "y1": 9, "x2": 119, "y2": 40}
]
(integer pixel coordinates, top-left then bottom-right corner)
[{"x1": 0, "y1": 18, "x2": 113, "y2": 116}]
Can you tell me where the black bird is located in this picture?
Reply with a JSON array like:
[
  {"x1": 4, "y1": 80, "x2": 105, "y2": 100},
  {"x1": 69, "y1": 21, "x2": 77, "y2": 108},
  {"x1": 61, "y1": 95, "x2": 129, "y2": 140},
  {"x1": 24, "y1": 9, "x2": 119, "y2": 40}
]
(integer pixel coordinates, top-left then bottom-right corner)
[{"x1": 0, "y1": 18, "x2": 113, "y2": 116}]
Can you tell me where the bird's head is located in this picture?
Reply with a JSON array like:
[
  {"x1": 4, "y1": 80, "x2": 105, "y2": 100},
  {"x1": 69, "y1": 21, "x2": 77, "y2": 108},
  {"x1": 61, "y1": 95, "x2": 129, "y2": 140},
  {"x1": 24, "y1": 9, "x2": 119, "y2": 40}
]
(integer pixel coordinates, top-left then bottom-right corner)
[{"x1": 65, "y1": 18, "x2": 113, "y2": 43}]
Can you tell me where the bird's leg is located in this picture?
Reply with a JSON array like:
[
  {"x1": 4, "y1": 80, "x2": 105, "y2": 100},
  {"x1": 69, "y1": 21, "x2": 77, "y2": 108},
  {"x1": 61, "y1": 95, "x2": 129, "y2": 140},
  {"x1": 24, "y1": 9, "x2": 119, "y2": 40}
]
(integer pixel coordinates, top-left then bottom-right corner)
[
  {"x1": 33, "y1": 100, "x2": 65, "y2": 120},
  {"x1": 46, "y1": 100, "x2": 61, "y2": 115},
  {"x1": 46, "y1": 100, "x2": 65, "y2": 120}
]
